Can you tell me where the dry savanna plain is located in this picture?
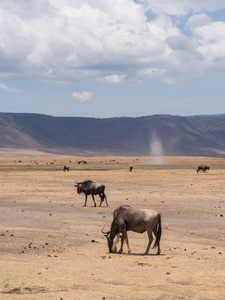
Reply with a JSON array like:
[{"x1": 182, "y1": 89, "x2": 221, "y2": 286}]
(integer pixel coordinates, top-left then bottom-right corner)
[{"x1": 0, "y1": 151, "x2": 225, "y2": 300}]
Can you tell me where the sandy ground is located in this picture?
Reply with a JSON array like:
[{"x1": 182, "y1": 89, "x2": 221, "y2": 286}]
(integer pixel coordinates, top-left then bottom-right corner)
[{"x1": 0, "y1": 154, "x2": 224, "y2": 299}]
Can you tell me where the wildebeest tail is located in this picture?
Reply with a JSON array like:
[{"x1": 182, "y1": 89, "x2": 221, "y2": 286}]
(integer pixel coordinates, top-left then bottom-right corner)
[{"x1": 153, "y1": 214, "x2": 162, "y2": 249}]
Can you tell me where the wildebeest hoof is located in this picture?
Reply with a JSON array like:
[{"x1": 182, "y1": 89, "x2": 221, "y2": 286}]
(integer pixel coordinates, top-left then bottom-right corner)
[{"x1": 128, "y1": 250, "x2": 131, "y2": 255}]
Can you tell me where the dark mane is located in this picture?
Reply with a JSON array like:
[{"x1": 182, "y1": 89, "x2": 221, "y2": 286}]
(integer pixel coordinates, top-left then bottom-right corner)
[
  {"x1": 110, "y1": 206, "x2": 132, "y2": 239},
  {"x1": 110, "y1": 218, "x2": 119, "y2": 238}
]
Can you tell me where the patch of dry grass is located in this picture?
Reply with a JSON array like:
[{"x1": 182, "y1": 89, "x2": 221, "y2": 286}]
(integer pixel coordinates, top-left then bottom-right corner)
[{"x1": 0, "y1": 155, "x2": 224, "y2": 299}]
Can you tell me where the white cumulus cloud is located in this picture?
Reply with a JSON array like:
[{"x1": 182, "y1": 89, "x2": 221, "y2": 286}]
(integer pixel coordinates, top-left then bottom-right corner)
[
  {"x1": 194, "y1": 22, "x2": 225, "y2": 72},
  {"x1": 103, "y1": 74, "x2": 126, "y2": 84},
  {"x1": 0, "y1": 0, "x2": 225, "y2": 85},
  {"x1": 0, "y1": 83, "x2": 20, "y2": 92},
  {"x1": 71, "y1": 91, "x2": 93, "y2": 103},
  {"x1": 185, "y1": 14, "x2": 212, "y2": 30}
]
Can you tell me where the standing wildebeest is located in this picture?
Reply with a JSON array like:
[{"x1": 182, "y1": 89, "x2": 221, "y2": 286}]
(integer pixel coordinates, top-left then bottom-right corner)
[
  {"x1": 197, "y1": 165, "x2": 210, "y2": 173},
  {"x1": 102, "y1": 205, "x2": 161, "y2": 255},
  {"x1": 74, "y1": 180, "x2": 108, "y2": 207},
  {"x1": 129, "y1": 166, "x2": 133, "y2": 172},
  {"x1": 63, "y1": 165, "x2": 69, "y2": 171}
]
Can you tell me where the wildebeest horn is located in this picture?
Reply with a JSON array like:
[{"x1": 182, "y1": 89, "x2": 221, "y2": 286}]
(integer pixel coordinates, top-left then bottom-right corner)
[{"x1": 101, "y1": 227, "x2": 110, "y2": 235}]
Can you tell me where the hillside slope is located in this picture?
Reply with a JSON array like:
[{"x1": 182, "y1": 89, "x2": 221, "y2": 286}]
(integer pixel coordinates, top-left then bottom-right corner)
[{"x1": 0, "y1": 113, "x2": 225, "y2": 157}]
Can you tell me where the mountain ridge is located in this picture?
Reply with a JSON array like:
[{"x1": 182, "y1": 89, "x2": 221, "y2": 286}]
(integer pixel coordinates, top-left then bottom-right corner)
[{"x1": 1, "y1": 112, "x2": 225, "y2": 157}]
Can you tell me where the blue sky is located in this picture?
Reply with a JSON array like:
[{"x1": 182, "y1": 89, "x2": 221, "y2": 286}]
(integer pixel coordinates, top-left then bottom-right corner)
[{"x1": 0, "y1": 0, "x2": 225, "y2": 118}]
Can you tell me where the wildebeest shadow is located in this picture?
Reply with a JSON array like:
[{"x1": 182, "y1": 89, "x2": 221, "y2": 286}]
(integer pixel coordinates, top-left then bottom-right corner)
[{"x1": 116, "y1": 252, "x2": 166, "y2": 256}]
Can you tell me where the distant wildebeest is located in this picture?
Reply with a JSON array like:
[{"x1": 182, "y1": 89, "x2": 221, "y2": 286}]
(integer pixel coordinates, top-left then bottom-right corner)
[
  {"x1": 129, "y1": 166, "x2": 133, "y2": 172},
  {"x1": 197, "y1": 165, "x2": 210, "y2": 173},
  {"x1": 63, "y1": 165, "x2": 69, "y2": 172},
  {"x1": 74, "y1": 180, "x2": 108, "y2": 207},
  {"x1": 101, "y1": 205, "x2": 161, "y2": 255},
  {"x1": 78, "y1": 160, "x2": 87, "y2": 164}
]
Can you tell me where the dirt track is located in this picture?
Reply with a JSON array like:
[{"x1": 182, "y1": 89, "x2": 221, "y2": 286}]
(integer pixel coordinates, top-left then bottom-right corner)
[{"x1": 0, "y1": 155, "x2": 224, "y2": 299}]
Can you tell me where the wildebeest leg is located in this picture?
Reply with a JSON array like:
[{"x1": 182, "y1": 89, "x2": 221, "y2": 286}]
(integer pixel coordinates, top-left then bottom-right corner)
[
  {"x1": 92, "y1": 195, "x2": 96, "y2": 207},
  {"x1": 99, "y1": 194, "x2": 103, "y2": 207},
  {"x1": 104, "y1": 194, "x2": 109, "y2": 206},
  {"x1": 144, "y1": 230, "x2": 153, "y2": 255},
  {"x1": 120, "y1": 230, "x2": 131, "y2": 254},
  {"x1": 99, "y1": 193, "x2": 108, "y2": 207},
  {"x1": 84, "y1": 194, "x2": 88, "y2": 207},
  {"x1": 118, "y1": 233, "x2": 125, "y2": 253}
]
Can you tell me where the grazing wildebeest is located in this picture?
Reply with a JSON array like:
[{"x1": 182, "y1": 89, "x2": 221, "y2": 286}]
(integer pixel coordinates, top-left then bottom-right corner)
[
  {"x1": 63, "y1": 165, "x2": 69, "y2": 172},
  {"x1": 102, "y1": 205, "x2": 161, "y2": 255},
  {"x1": 74, "y1": 180, "x2": 108, "y2": 207},
  {"x1": 197, "y1": 165, "x2": 210, "y2": 173}
]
